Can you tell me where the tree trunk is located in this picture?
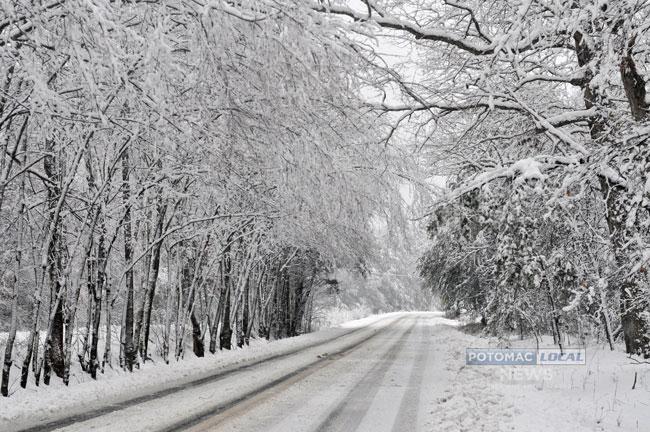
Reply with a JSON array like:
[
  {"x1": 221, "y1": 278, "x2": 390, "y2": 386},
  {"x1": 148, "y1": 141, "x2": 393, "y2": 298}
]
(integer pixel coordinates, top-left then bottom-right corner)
[
  {"x1": 89, "y1": 267, "x2": 102, "y2": 379},
  {"x1": 162, "y1": 259, "x2": 173, "y2": 364},
  {"x1": 617, "y1": 38, "x2": 650, "y2": 357},
  {"x1": 103, "y1": 281, "x2": 112, "y2": 371},
  {"x1": 600, "y1": 289, "x2": 615, "y2": 351},
  {"x1": 1, "y1": 271, "x2": 17, "y2": 397},
  {"x1": 42, "y1": 139, "x2": 65, "y2": 381},
  {"x1": 97, "y1": 215, "x2": 109, "y2": 372},
  {"x1": 137, "y1": 194, "x2": 166, "y2": 362},
  {"x1": 209, "y1": 271, "x2": 226, "y2": 354},
  {"x1": 190, "y1": 311, "x2": 204, "y2": 357},
  {"x1": 31, "y1": 331, "x2": 40, "y2": 386},
  {"x1": 63, "y1": 210, "x2": 100, "y2": 385},
  {"x1": 574, "y1": 28, "x2": 650, "y2": 358},
  {"x1": 49, "y1": 277, "x2": 65, "y2": 380},
  {"x1": 79, "y1": 295, "x2": 92, "y2": 372},
  {"x1": 220, "y1": 252, "x2": 233, "y2": 350},
  {"x1": 245, "y1": 268, "x2": 264, "y2": 343},
  {"x1": 174, "y1": 252, "x2": 184, "y2": 360},
  {"x1": 42, "y1": 339, "x2": 51, "y2": 386},
  {"x1": 21, "y1": 324, "x2": 38, "y2": 388},
  {"x1": 241, "y1": 280, "x2": 250, "y2": 347},
  {"x1": 140, "y1": 234, "x2": 164, "y2": 361},
  {"x1": 4, "y1": 152, "x2": 25, "y2": 395},
  {"x1": 545, "y1": 279, "x2": 563, "y2": 351},
  {"x1": 620, "y1": 39, "x2": 649, "y2": 122},
  {"x1": 121, "y1": 150, "x2": 135, "y2": 371},
  {"x1": 220, "y1": 286, "x2": 232, "y2": 350}
]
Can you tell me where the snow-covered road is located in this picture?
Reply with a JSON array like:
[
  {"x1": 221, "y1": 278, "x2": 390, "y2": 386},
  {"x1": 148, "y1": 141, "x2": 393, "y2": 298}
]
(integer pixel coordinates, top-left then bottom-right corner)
[
  {"x1": 6, "y1": 312, "x2": 650, "y2": 432},
  {"x1": 16, "y1": 312, "x2": 450, "y2": 432},
  {"x1": 178, "y1": 313, "x2": 443, "y2": 432}
]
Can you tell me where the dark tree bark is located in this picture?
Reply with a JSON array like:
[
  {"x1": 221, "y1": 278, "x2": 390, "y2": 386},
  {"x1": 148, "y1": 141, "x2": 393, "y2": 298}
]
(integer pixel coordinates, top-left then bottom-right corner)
[
  {"x1": 245, "y1": 268, "x2": 264, "y2": 343},
  {"x1": 241, "y1": 280, "x2": 250, "y2": 347},
  {"x1": 48, "y1": 270, "x2": 65, "y2": 379},
  {"x1": 39, "y1": 138, "x2": 66, "y2": 381},
  {"x1": 574, "y1": 27, "x2": 650, "y2": 358},
  {"x1": 209, "y1": 273, "x2": 226, "y2": 354},
  {"x1": 103, "y1": 279, "x2": 112, "y2": 371},
  {"x1": 190, "y1": 311, "x2": 205, "y2": 357},
  {"x1": 220, "y1": 289, "x2": 232, "y2": 350},
  {"x1": 3, "y1": 134, "x2": 25, "y2": 394},
  {"x1": 292, "y1": 277, "x2": 313, "y2": 337},
  {"x1": 138, "y1": 198, "x2": 166, "y2": 362},
  {"x1": 180, "y1": 243, "x2": 206, "y2": 357},
  {"x1": 121, "y1": 150, "x2": 135, "y2": 371},
  {"x1": 220, "y1": 251, "x2": 233, "y2": 350},
  {"x1": 614, "y1": 37, "x2": 650, "y2": 357},
  {"x1": 79, "y1": 295, "x2": 92, "y2": 372},
  {"x1": 620, "y1": 37, "x2": 649, "y2": 122},
  {"x1": 89, "y1": 252, "x2": 103, "y2": 379},
  {"x1": 1, "y1": 271, "x2": 17, "y2": 397}
]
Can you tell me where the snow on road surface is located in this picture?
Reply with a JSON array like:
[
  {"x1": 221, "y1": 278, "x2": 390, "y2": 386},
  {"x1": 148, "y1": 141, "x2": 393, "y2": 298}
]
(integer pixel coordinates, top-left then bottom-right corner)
[
  {"x1": 1, "y1": 312, "x2": 405, "y2": 430},
  {"x1": 2, "y1": 312, "x2": 649, "y2": 432}
]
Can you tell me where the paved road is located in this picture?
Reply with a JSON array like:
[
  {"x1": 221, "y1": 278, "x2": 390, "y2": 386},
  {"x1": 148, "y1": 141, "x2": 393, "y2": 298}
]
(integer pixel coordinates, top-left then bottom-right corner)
[{"x1": 38, "y1": 313, "x2": 444, "y2": 432}]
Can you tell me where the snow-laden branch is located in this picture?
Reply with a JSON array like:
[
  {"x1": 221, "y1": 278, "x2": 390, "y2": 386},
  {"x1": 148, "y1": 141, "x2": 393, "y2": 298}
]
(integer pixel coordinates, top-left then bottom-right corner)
[
  {"x1": 116, "y1": 212, "x2": 275, "y2": 287},
  {"x1": 509, "y1": 92, "x2": 590, "y2": 156},
  {"x1": 371, "y1": 99, "x2": 522, "y2": 113},
  {"x1": 373, "y1": 101, "x2": 597, "y2": 134},
  {"x1": 444, "y1": 155, "x2": 577, "y2": 201},
  {"x1": 541, "y1": 108, "x2": 596, "y2": 129},
  {"x1": 204, "y1": 1, "x2": 271, "y2": 22},
  {"x1": 311, "y1": 3, "x2": 493, "y2": 55},
  {"x1": 311, "y1": 2, "x2": 554, "y2": 56},
  {"x1": 426, "y1": 150, "x2": 626, "y2": 217},
  {"x1": 0, "y1": 0, "x2": 62, "y2": 47},
  {"x1": 517, "y1": 71, "x2": 587, "y2": 88}
]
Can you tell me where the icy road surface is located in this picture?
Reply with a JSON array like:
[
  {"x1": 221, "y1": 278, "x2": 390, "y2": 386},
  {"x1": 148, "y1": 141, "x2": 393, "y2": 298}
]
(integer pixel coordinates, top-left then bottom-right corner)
[{"x1": 25, "y1": 313, "x2": 450, "y2": 432}]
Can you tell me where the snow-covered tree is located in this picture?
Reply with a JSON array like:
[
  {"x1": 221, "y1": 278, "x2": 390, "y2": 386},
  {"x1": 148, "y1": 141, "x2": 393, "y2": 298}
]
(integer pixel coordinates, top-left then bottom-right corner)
[
  {"x1": 0, "y1": 0, "x2": 413, "y2": 396},
  {"x1": 319, "y1": 0, "x2": 650, "y2": 357}
]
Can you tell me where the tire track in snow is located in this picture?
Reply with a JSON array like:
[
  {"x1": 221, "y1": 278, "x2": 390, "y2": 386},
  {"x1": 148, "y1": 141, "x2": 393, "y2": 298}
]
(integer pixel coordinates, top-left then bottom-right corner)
[
  {"x1": 18, "y1": 315, "x2": 404, "y2": 432},
  {"x1": 391, "y1": 315, "x2": 431, "y2": 432},
  {"x1": 314, "y1": 317, "x2": 420, "y2": 432},
  {"x1": 166, "y1": 315, "x2": 410, "y2": 432}
]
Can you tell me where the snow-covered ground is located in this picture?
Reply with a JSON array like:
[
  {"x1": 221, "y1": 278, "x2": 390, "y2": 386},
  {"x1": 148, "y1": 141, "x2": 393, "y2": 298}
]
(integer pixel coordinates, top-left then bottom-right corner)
[
  {"x1": 2, "y1": 312, "x2": 649, "y2": 432},
  {"x1": 426, "y1": 325, "x2": 650, "y2": 432}
]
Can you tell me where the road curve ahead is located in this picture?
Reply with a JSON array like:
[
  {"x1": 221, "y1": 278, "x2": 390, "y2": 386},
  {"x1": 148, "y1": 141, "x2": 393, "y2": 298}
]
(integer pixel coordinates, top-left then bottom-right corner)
[{"x1": 49, "y1": 313, "x2": 448, "y2": 432}]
